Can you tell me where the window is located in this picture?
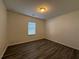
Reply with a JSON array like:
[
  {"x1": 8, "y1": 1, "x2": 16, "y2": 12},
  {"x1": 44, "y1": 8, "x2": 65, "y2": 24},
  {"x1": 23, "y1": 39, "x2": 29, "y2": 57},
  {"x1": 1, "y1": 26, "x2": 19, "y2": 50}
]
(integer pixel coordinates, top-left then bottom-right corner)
[{"x1": 28, "y1": 22, "x2": 36, "y2": 35}]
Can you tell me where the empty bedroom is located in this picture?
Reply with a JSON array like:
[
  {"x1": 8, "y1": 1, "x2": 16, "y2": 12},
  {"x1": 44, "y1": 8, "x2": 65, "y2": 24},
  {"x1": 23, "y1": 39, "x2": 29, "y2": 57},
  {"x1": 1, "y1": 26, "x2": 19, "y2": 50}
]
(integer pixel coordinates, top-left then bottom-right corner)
[{"x1": 0, "y1": 0, "x2": 79, "y2": 59}]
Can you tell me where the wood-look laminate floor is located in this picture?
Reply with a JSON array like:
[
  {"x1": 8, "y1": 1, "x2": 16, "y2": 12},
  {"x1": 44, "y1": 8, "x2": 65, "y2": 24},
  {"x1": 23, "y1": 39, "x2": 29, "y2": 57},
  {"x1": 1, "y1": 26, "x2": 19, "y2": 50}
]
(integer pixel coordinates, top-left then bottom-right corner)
[{"x1": 2, "y1": 39, "x2": 79, "y2": 59}]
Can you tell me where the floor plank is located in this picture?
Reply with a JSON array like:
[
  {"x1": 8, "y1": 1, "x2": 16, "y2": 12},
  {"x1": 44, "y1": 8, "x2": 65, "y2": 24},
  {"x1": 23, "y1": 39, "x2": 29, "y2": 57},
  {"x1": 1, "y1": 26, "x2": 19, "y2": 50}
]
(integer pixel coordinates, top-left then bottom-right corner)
[{"x1": 2, "y1": 39, "x2": 79, "y2": 59}]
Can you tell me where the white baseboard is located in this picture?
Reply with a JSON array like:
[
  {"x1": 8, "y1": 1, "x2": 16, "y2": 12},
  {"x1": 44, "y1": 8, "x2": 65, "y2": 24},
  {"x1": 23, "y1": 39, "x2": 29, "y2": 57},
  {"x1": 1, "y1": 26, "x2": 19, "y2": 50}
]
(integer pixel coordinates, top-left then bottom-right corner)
[{"x1": 0, "y1": 45, "x2": 8, "y2": 59}]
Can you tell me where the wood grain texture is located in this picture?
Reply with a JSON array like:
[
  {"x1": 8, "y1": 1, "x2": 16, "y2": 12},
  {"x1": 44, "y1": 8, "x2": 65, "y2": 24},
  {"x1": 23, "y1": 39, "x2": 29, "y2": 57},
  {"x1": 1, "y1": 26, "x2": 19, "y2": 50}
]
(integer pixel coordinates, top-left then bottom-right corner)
[{"x1": 2, "y1": 39, "x2": 79, "y2": 59}]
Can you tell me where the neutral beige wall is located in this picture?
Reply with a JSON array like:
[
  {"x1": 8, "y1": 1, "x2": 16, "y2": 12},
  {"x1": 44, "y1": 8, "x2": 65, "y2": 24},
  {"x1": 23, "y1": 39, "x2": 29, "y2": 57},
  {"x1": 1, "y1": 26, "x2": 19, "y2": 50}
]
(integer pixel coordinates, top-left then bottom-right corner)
[
  {"x1": 7, "y1": 11, "x2": 46, "y2": 46},
  {"x1": 46, "y1": 10, "x2": 79, "y2": 50},
  {"x1": 0, "y1": 0, "x2": 7, "y2": 58}
]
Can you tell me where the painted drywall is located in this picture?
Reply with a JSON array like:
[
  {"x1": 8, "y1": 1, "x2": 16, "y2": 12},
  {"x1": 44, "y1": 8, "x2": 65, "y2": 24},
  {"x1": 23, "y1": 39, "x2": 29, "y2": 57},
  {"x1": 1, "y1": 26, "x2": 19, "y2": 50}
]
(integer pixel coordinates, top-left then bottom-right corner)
[
  {"x1": 0, "y1": 0, "x2": 7, "y2": 58},
  {"x1": 7, "y1": 11, "x2": 46, "y2": 46},
  {"x1": 46, "y1": 10, "x2": 79, "y2": 50}
]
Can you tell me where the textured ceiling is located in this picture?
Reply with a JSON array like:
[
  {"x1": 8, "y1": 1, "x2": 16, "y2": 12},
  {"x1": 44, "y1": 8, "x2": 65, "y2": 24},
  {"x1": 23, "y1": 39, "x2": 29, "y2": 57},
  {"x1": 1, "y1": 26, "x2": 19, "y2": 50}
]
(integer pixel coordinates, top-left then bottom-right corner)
[{"x1": 4, "y1": 0, "x2": 79, "y2": 20}]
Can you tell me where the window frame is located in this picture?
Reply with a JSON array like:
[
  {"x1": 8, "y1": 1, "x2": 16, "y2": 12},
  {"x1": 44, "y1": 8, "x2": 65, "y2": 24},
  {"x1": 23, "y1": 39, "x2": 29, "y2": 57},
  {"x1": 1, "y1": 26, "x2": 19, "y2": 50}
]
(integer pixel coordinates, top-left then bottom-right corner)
[{"x1": 27, "y1": 22, "x2": 36, "y2": 36}]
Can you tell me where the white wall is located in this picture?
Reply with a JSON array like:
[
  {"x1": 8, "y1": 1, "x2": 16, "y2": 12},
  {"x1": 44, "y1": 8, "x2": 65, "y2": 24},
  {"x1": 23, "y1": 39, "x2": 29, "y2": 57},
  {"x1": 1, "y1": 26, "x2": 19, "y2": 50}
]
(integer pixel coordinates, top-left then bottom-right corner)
[
  {"x1": 7, "y1": 11, "x2": 46, "y2": 46},
  {"x1": 46, "y1": 10, "x2": 79, "y2": 50},
  {"x1": 0, "y1": 0, "x2": 8, "y2": 59}
]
